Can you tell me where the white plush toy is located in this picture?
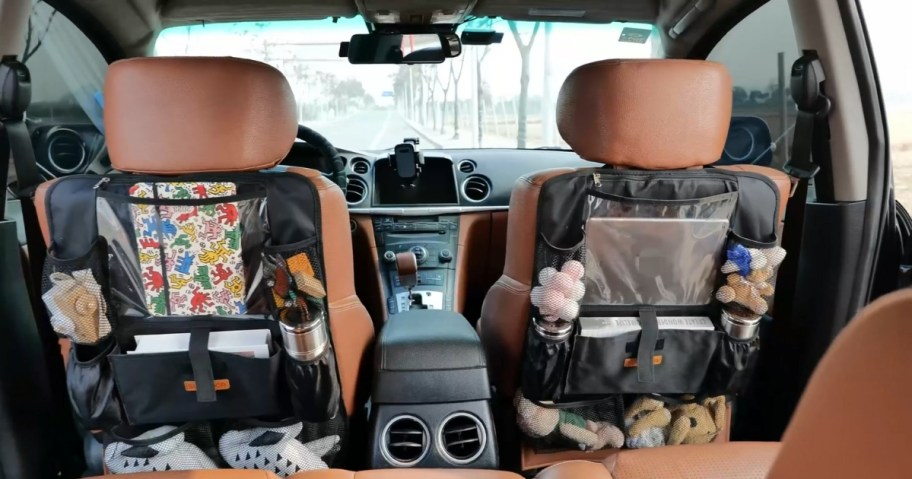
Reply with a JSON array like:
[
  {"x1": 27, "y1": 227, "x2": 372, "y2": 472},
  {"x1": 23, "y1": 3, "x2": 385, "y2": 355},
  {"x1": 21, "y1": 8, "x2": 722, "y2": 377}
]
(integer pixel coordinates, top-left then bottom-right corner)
[
  {"x1": 219, "y1": 422, "x2": 339, "y2": 477},
  {"x1": 530, "y1": 260, "x2": 586, "y2": 322},
  {"x1": 104, "y1": 425, "x2": 217, "y2": 473}
]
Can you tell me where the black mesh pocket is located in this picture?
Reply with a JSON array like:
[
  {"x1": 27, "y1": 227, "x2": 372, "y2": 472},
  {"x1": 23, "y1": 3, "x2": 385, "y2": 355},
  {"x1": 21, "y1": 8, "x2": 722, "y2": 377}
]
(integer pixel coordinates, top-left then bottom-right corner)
[
  {"x1": 218, "y1": 417, "x2": 345, "y2": 475},
  {"x1": 104, "y1": 423, "x2": 220, "y2": 473},
  {"x1": 262, "y1": 239, "x2": 327, "y2": 324},
  {"x1": 285, "y1": 347, "x2": 341, "y2": 422},
  {"x1": 520, "y1": 239, "x2": 586, "y2": 402},
  {"x1": 261, "y1": 238, "x2": 346, "y2": 468},
  {"x1": 706, "y1": 334, "x2": 761, "y2": 396},
  {"x1": 515, "y1": 392, "x2": 625, "y2": 452},
  {"x1": 531, "y1": 239, "x2": 586, "y2": 323},
  {"x1": 66, "y1": 337, "x2": 123, "y2": 429},
  {"x1": 623, "y1": 394, "x2": 728, "y2": 448},
  {"x1": 41, "y1": 239, "x2": 114, "y2": 345},
  {"x1": 715, "y1": 240, "x2": 787, "y2": 317},
  {"x1": 521, "y1": 325, "x2": 571, "y2": 402}
]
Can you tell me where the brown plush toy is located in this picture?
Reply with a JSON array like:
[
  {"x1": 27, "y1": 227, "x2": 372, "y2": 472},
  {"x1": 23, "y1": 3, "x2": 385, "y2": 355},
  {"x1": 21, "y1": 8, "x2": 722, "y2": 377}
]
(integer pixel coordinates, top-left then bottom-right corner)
[
  {"x1": 667, "y1": 396, "x2": 727, "y2": 446},
  {"x1": 623, "y1": 396, "x2": 671, "y2": 448}
]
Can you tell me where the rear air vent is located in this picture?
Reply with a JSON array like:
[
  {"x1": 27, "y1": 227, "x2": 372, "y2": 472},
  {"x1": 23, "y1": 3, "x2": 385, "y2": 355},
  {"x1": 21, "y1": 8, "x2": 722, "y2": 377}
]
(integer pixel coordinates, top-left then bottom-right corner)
[
  {"x1": 438, "y1": 413, "x2": 485, "y2": 464},
  {"x1": 346, "y1": 175, "x2": 368, "y2": 205},
  {"x1": 382, "y1": 415, "x2": 429, "y2": 466},
  {"x1": 461, "y1": 175, "x2": 491, "y2": 203},
  {"x1": 457, "y1": 159, "x2": 476, "y2": 173},
  {"x1": 351, "y1": 158, "x2": 370, "y2": 174}
]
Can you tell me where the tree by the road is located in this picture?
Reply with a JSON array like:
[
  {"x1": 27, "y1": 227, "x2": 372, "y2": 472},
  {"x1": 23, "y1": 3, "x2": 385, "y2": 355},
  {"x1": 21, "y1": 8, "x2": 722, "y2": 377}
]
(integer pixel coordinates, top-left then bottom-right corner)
[
  {"x1": 508, "y1": 20, "x2": 541, "y2": 149},
  {"x1": 421, "y1": 65, "x2": 438, "y2": 131},
  {"x1": 449, "y1": 55, "x2": 467, "y2": 139},
  {"x1": 436, "y1": 64, "x2": 454, "y2": 134}
]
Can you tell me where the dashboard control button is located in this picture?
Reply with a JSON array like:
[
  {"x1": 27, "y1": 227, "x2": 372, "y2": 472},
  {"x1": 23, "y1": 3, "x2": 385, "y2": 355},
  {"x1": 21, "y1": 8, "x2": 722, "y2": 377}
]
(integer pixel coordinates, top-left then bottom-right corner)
[
  {"x1": 383, "y1": 251, "x2": 397, "y2": 263},
  {"x1": 439, "y1": 249, "x2": 453, "y2": 263},
  {"x1": 410, "y1": 246, "x2": 428, "y2": 264}
]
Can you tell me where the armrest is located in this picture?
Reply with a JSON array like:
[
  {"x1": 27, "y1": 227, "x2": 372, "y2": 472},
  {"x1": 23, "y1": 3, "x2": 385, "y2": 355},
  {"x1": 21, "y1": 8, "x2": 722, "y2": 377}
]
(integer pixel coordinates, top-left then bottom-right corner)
[{"x1": 374, "y1": 310, "x2": 490, "y2": 403}]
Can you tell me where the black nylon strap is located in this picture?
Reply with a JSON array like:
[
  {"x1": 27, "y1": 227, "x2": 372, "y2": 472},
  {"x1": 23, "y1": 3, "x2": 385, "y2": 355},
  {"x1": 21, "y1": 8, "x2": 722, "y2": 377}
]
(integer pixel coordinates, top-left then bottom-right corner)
[
  {"x1": 774, "y1": 53, "x2": 831, "y2": 328},
  {"x1": 636, "y1": 307, "x2": 659, "y2": 383},
  {"x1": 188, "y1": 328, "x2": 217, "y2": 403},
  {"x1": 0, "y1": 124, "x2": 9, "y2": 221},
  {"x1": 5, "y1": 122, "x2": 42, "y2": 196},
  {"x1": 2, "y1": 121, "x2": 50, "y2": 304}
]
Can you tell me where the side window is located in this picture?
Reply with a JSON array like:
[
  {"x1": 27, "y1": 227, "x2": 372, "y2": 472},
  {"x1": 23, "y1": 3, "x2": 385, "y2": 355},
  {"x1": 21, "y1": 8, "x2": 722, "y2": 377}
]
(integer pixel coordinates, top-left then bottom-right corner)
[
  {"x1": 708, "y1": 0, "x2": 800, "y2": 171},
  {"x1": 15, "y1": 1, "x2": 108, "y2": 182},
  {"x1": 859, "y1": 1, "x2": 912, "y2": 208}
]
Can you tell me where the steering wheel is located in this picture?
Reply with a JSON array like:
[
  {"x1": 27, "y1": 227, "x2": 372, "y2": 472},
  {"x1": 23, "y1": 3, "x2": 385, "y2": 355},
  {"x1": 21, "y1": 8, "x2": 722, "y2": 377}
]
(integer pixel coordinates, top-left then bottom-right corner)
[{"x1": 296, "y1": 125, "x2": 347, "y2": 193}]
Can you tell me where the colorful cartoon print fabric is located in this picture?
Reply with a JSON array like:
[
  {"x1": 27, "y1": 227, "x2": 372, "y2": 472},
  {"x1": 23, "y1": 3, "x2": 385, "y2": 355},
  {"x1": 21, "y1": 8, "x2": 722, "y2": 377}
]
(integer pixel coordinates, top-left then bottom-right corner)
[{"x1": 129, "y1": 182, "x2": 247, "y2": 316}]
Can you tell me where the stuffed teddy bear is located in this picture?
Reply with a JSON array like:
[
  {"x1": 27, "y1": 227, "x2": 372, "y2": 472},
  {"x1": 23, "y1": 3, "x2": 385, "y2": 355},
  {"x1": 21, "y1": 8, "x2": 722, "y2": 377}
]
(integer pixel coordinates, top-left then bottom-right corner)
[
  {"x1": 105, "y1": 425, "x2": 217, "y2": 473},
  {"x1": 219, "y1": 423, "x2": 340, "y2": 476},
  {"x1": 717, "y1": 244, "x2": 786, "y2": 315},
  {"x1": 530, "y1": 260, "x2": 586, "y2": 322},
  {"x1": 515, "y1": 392, "x2": 624, "y2": 451},
  {"x1": 666, "y1": 396, "x2": 727, "y2": 446},
  {"x1": 623, "y1": 396, "x2": 671, "y2": 449}
]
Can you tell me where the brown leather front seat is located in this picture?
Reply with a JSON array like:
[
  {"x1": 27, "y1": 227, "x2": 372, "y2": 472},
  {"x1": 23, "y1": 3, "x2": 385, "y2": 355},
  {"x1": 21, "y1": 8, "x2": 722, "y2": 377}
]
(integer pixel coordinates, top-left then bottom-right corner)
[
  {"x1": 535, "y1": 288, "x2": 912, "y2": 478},
  {"x1": 34, "y1": 56, "x2": 374, "y2": 447},
  {"x1": 478, "y1": 59, "x2": 790, "y2": 468}
]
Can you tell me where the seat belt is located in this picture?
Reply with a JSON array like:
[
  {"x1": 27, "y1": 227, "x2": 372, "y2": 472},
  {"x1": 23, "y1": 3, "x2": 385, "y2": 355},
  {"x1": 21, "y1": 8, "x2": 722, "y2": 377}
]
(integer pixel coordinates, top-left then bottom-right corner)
[
  {"x1": 1, "y1": 56, "x2": 86, "y2": 478},
  {"x1": 773, "y1": 52, "x2": 832, "y2": 325}
]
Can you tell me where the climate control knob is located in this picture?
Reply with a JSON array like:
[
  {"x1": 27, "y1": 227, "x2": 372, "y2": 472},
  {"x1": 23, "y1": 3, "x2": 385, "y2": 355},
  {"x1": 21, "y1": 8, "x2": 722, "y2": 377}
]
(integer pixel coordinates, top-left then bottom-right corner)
[
  {"x1": 409, "y1": 246, "x2": 429, "y2": 264},
  {"x1": 439, "y1": 249, "x2": 453, "y2": 263},
  {"x1": 383, "y1": 251, "x2": 397, "y2": 263}
]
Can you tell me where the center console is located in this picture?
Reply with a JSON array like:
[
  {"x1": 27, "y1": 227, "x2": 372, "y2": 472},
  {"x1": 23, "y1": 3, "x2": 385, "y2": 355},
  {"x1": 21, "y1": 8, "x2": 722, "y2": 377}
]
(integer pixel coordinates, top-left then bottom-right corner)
[
  {"x1": 373, "y1": 216, "x2": 459, "y2": 314},
  {"x1": 369, "y1": 310, "x2": 497, "y2": 469}
]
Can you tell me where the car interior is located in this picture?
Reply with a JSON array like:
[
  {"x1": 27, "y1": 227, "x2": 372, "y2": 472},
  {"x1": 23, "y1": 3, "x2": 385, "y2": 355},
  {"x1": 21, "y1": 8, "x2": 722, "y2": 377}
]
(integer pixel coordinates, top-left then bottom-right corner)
[{"x1": 0, "y1": 0, "x2": 910, "y2": 478}]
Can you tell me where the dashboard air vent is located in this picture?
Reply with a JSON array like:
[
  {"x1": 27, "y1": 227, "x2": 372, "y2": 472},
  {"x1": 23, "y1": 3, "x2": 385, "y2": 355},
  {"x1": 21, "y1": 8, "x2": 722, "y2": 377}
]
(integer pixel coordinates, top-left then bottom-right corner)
[
  {"x1": 383, "y1": 415, "x2": 428, "y2": 466},
  {"x1": 351, "y1": 158, "x2": 371, "y2": 174},
  {"x1": 47, "y1": 128, "x2": 86, "y2": 173},
  {"x1": 439, "y1": 413, "x2": 485, "y2": 464},
  {"x1": 346, "y1": 175, "x2": 368, "y2": 205},
  {"x1": 461, "y1": 175, "x2": 491, "y2": 203},
  {"x1": 457, "y1": 159, "x2": 476, "y2": 173}
]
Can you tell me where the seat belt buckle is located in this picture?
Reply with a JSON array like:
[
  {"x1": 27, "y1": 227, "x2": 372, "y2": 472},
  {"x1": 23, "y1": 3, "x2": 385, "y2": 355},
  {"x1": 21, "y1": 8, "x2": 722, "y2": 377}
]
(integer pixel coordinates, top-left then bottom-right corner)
[{"x1": 783, "y1": 161, "x2": 820, "y2": 182}]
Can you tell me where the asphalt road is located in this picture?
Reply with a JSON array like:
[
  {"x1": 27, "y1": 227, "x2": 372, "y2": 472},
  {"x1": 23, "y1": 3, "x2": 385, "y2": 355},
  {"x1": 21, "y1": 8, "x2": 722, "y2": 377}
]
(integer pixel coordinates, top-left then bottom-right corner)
[{"x1": 309, "y1": 109, "x2": 443, "y2": 152}]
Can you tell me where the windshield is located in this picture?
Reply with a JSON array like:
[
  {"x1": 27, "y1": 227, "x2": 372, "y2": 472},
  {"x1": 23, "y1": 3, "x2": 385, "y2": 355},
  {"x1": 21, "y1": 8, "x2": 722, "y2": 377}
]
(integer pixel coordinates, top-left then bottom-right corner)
[{"x1": 155, "y1": 18, "x2": 662, "y2": 151}]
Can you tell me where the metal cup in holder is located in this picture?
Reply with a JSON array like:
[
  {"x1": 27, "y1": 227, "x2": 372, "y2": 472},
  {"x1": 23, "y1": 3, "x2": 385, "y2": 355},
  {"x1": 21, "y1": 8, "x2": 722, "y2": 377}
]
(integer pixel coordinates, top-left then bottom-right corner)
[
  {"x1": 720, "y1": 309, "x2": 761, "y2": 340},
  {"x1": 533, "y1": 317, "x2": 573, "y2": 342},
  {"x1": 280, "y1": 303, "x2": 329, "y2": 362}
]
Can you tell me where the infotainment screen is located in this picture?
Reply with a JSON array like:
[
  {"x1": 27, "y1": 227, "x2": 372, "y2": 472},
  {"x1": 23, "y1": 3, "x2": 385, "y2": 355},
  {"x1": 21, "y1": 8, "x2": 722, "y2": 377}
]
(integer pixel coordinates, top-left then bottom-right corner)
[{"x1": 374, "y1": 157, "x2": 459, "y2": 205}]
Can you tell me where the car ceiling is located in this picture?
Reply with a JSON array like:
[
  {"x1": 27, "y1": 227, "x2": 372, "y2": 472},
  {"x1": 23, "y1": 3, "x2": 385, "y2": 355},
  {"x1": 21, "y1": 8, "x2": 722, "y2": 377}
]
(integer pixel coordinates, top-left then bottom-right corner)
[{"x1": 68, "y1": 0, "x2": 759, "y2": 59}]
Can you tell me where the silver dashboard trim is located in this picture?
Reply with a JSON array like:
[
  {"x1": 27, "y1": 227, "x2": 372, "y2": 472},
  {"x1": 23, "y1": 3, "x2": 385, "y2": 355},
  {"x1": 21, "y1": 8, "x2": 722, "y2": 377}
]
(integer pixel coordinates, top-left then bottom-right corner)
[{"x1": 348, "y1": 205, "x2": 508, "y2": 216}]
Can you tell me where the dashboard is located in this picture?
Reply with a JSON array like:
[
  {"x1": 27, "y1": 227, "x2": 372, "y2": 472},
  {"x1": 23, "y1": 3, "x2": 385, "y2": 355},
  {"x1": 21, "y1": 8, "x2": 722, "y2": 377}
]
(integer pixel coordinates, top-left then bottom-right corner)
[
  {"x1": 325, "y1": 147, "x2": 597, "y2": 215},
  {"x1": 28, "y1": 123, "x2": 108, "y2": 180}
]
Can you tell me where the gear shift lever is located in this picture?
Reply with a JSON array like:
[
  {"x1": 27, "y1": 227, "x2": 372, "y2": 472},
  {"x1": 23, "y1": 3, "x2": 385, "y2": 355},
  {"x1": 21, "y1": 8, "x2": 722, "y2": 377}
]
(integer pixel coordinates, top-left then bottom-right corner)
[{"x1": 395, "y1": 252, "x2": 427, "y2": 309}]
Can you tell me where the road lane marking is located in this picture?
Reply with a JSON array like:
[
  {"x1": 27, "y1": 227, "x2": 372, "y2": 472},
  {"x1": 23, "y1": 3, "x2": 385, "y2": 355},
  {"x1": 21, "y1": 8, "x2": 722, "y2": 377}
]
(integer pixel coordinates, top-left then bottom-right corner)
[{"x1": 369, "y1": 111, "x2": 393, "y2": 150}]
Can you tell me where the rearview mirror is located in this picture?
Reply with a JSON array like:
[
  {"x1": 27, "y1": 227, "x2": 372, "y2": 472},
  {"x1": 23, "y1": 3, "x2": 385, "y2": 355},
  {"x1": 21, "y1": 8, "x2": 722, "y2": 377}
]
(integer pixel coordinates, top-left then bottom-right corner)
[{"x1": 340, "y1": 33, "x2": 460, "y2": 64}]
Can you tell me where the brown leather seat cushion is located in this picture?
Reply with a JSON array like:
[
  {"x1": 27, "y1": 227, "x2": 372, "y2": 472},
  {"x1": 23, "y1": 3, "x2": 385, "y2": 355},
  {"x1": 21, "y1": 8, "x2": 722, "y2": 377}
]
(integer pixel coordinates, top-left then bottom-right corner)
[{"x1": 536, "y1": 443, "x2": 779, "y2": 479}]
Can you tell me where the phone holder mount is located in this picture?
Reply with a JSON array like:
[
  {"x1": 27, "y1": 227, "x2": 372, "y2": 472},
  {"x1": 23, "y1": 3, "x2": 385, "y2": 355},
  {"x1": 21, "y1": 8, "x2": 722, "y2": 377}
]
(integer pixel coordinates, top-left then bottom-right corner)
[{"x1": 391, "y1": 138, "x2": 424, "y2": 184}]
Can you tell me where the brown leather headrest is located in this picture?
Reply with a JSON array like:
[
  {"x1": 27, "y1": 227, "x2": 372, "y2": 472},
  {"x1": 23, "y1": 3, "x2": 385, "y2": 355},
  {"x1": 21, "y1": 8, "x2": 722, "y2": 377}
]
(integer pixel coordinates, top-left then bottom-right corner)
[
  {"x1": 104, "y1": 57, "x2": 297, "y2": 174},
  {"x1": 556, "y1": 59, "x2": 732, "y2": 169}
]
